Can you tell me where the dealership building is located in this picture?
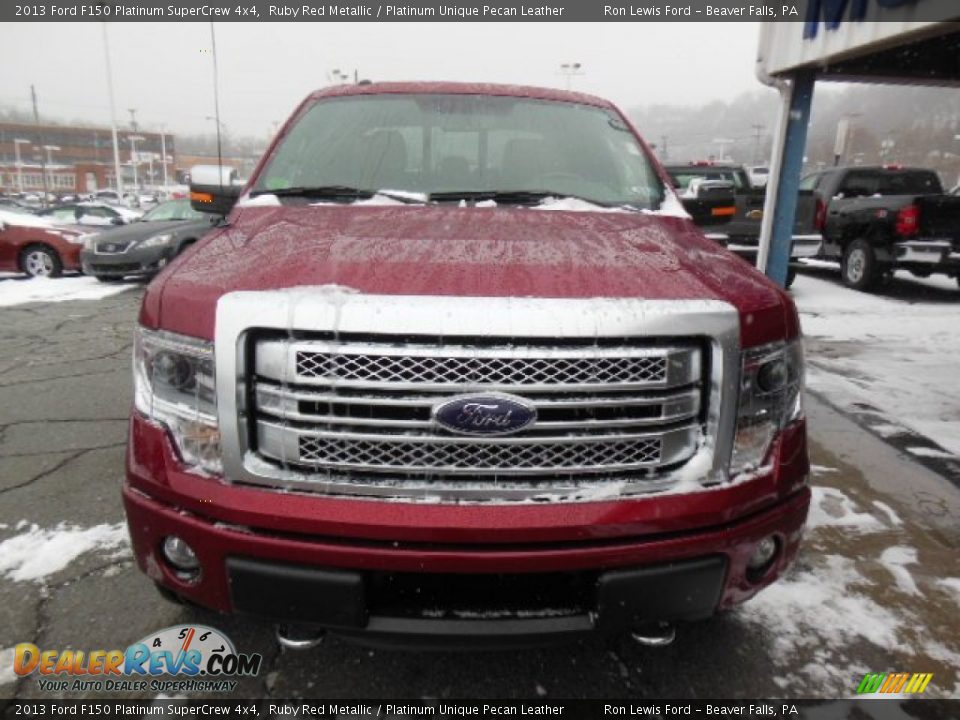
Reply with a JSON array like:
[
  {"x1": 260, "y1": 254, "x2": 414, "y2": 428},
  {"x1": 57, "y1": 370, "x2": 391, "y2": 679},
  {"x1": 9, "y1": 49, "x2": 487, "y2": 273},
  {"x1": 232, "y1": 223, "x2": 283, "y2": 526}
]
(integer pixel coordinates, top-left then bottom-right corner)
[
  {"x1": 0, "y1": 122, "x2": 174, "y2": 194},
  {"x1": 756, "y1": 0, "x2": 960, "y2": 287}
]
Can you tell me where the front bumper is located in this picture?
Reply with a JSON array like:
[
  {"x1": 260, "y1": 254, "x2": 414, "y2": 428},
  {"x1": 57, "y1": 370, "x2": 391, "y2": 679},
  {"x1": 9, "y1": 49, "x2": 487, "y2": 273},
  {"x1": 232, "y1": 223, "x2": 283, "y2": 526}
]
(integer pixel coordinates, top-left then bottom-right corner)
[
  {"x1": 124, "y1": 413, "x2": 810, "y2": 645},
  {"x1": 81, "y1": 244, "x2": 174, "y2": 277},
  {"x1": 708, "y1": 234, "x2": 823, "y2": 261}
]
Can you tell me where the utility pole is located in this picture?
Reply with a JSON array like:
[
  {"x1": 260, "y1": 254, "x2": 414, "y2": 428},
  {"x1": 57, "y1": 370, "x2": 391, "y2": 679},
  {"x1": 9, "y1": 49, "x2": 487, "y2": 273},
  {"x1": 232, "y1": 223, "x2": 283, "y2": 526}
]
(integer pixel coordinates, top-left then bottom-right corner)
[
  {"x1": 128, "y1": 134, "x2": 145, "y2": 191},
  {"x1": 660, "y1": 135, "x2": 669, "y2": 161},
  {"x1": 751, "y1": 124, "x2": 764, "y2": 164},
  {"x1": 30, "y1": 85, "x2": 50, "y2": 207},
  {"x1": 101, "y1": 23, "x2": 124, "y2": 194},
  {"x1": 127, "y1": 108, "x2": 138, "y2": 132}
]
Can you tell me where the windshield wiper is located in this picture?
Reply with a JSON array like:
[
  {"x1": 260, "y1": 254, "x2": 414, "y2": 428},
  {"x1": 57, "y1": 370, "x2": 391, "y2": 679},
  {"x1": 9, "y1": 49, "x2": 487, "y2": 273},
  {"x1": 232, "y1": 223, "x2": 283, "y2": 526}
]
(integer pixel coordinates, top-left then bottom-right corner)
[
  {"x1": 250, "y1": 186, "x2": 425, "y2": 204},
  {"x1": 428, "y1": 189, "x2": 616, "y2": 208}
]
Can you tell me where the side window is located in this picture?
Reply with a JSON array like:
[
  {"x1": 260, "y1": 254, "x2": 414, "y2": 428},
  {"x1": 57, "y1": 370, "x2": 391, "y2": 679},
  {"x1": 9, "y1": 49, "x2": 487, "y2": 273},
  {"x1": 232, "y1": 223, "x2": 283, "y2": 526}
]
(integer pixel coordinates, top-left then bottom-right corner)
[{"x1": 799, "y1": 173, "x2": 819, "y2": 191}]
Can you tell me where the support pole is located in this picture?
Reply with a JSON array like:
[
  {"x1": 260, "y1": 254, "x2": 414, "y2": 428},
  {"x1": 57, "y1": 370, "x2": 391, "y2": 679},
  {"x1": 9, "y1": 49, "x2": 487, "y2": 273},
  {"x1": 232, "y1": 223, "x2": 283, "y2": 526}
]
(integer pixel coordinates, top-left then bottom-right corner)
[{"x1": 756, "y1": 70, "x2": 815, "y2": 287}]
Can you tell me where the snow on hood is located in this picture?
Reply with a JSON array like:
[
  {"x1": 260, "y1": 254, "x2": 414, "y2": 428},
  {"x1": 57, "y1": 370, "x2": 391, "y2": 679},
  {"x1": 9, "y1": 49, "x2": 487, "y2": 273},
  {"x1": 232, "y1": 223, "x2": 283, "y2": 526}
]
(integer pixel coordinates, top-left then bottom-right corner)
[{"x1": 0, "y1": 209, "x2": 56, "y2": 229}]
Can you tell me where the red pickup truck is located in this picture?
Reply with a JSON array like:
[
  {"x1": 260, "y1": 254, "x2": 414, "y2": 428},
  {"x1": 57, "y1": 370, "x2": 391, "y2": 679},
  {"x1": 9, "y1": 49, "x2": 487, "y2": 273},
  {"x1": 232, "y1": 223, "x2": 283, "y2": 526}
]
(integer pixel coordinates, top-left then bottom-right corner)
[{"x1": 125, "y1": 83, "x2": 809, "y2": 648}]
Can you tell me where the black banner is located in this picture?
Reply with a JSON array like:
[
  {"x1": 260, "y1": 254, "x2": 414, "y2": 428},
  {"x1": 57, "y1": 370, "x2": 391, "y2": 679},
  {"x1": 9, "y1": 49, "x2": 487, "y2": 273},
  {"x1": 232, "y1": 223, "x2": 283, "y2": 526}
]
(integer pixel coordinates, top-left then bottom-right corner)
[
  {"x1": 2, "y1": 700, "x2": 959, "y2": 720},
  {"x1": 3, "y1": 0, "x2": 960, "y2": 23}
]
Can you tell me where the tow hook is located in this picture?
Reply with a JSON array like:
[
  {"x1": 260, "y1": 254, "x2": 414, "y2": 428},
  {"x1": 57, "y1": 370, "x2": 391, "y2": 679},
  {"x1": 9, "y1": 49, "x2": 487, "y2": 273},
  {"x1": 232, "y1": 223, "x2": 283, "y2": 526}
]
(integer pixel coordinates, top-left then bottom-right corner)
[
  {"x1": 275, "y1": 624, "x2": 326, "y2": 650},
  {"x1": 630, "y1": 622, "x2": 676, "y2": 647}
]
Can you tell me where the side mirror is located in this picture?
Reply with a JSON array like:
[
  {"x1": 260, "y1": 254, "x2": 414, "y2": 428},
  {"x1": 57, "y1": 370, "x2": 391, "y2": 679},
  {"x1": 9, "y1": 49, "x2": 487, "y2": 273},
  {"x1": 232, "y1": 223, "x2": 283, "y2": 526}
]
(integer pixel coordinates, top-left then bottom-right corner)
[
  {"x1": 111, "y1": 216, "x2": 125, "y2": 226},
  {"x1": 190, "y1": 164, "x2": 243, "y2": 216}
]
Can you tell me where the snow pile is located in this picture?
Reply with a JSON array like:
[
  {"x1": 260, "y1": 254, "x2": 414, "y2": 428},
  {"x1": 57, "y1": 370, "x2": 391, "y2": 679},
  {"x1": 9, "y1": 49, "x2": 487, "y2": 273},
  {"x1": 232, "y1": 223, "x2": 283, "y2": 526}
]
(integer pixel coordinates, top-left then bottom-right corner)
[
  {"x1": 0, "y1": 276, "x2": 131, "y2": 308},
  {"x1": 793, "y1": 271, "x2": 960, "y2": 456},
  {"x1": 0, "y1": 522, "x2": 130, "y2": 582}
]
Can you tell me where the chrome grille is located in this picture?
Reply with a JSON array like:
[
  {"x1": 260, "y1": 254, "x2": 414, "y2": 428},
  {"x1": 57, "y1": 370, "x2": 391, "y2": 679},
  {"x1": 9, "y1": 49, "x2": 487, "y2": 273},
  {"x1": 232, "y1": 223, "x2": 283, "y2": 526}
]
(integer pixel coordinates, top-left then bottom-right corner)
[
  {"x1": 249, "y1": 337, "x2": 705, "y2": 485},
  {"x1": 297, "y1": 435, "x2": 661, "y2": 472},
  {"x1": 295, "y1": 351, "x2": 667, "y2": 386}
]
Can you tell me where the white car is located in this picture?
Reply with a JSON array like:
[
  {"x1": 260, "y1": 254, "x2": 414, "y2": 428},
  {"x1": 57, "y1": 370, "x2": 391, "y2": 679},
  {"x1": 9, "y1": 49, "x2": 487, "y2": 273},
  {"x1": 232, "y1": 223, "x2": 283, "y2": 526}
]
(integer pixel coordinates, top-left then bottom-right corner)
[{"x1": 38, "y1": 202, "x2": 142, "y2": 228}]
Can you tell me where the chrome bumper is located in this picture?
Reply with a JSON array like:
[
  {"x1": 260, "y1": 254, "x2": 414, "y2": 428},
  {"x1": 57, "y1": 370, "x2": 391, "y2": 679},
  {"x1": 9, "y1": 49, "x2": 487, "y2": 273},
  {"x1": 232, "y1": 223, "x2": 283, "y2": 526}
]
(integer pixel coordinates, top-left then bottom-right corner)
[{"x1": 895, "y1": 240, "x2": 960, "y2": 265}]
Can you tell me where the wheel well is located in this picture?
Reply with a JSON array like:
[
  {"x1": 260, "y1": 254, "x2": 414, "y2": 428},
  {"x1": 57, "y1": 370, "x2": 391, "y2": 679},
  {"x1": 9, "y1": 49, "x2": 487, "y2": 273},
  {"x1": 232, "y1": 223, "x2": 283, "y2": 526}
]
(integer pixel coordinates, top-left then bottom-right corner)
[{"x1": 18, "y1": 242, "x2": 60, "y2": 270}]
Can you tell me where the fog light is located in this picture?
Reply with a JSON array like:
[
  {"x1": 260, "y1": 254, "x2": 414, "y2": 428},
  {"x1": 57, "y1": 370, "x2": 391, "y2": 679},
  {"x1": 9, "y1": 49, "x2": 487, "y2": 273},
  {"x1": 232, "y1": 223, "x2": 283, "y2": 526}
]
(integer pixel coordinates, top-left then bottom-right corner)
[
  {"x1": 747, "y1": 535, "x2": 779, "y2": 578},
  {"x1": 162, "y1": 536, "x2": 199, "y2": 574}
]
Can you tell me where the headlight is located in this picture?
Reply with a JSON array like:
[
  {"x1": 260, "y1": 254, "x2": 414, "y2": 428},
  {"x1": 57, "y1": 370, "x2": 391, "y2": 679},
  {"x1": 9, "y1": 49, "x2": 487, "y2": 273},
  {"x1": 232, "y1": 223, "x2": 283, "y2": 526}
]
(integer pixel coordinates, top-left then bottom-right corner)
[
  {"x1": 134, "y1": 327, "x2": 220, "y2": 473},
  {"x1": 730, "y1": 338, "x2": 804, "y2": 475},
  {"x1": 139, "y1": 233, "x2": 173, "y2": 248}
]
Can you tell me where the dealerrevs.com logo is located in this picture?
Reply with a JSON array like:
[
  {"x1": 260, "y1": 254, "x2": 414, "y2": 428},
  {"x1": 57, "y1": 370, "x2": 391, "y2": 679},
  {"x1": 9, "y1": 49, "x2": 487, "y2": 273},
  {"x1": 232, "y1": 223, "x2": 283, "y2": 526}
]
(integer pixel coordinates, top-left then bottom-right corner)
[
  {"x1": 856, "y1": 672, "x2": 933, "y2": 695},
  {"x1": 14, "y1": 625, "x2": 262, "y2": 693}
]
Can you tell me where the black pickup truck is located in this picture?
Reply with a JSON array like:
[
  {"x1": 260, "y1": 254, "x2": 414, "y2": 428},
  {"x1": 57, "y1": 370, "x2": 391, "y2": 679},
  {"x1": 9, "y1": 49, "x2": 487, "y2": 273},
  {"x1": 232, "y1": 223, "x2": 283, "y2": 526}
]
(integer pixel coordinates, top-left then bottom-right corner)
[
  {"x1": 802, "y1": 166, "x2": 960, "y2": 291},
  {"x1": 664, "y1": 163, "x2": 820, "y2": 287}
]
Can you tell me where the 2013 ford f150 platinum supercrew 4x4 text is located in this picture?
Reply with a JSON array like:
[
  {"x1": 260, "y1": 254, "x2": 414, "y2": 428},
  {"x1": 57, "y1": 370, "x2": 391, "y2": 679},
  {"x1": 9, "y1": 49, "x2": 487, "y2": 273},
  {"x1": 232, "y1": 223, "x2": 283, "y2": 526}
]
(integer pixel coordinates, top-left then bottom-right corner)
[{"x1": 124, "y1": 83, "x2": 810, "y2": 648}]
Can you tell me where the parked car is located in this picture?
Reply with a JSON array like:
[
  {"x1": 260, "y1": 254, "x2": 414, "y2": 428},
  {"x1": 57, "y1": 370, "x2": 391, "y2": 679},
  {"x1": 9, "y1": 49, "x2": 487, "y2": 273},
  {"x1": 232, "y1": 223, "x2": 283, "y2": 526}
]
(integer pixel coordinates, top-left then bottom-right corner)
[
  {"x1": 664, "y1": 162, "x2": 820, "y2": 287},
  {"x1": 37, "y1": 201, "x2": 141, "y2": 228},
  {"x1": 0, "y1": 209, "x2": 88, "y2": 277},
  {"x1": 94, "y1": 189, "x2": 141, "y2": 209},
  {"x1": 0, "y1": 198, "x2": 38, "y2": 215},
  {"x1": 81, "y1": 199, "x2": 217, "y2": 281},
  {"x1": 124, "y1": 82, "x2": 809, "y2": 648},
  {"x1": 804, "y1": 165, "x2": 960, "y2": 291}
]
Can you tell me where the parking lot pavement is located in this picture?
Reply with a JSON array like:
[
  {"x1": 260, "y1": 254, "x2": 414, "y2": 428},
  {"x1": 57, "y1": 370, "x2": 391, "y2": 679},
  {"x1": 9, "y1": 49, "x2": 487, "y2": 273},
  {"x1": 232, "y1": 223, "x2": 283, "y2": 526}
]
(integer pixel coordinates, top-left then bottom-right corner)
[{"x1": 1, "y1": 285, "x2": 958, "y2": 702}]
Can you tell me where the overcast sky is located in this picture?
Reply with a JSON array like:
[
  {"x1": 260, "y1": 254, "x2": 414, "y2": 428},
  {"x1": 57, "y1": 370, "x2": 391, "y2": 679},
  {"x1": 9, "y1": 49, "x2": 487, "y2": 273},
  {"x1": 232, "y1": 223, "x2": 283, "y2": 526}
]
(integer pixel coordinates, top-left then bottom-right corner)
[{"x1": 0, "y1": 22, "x2": 764, "y2": 139}]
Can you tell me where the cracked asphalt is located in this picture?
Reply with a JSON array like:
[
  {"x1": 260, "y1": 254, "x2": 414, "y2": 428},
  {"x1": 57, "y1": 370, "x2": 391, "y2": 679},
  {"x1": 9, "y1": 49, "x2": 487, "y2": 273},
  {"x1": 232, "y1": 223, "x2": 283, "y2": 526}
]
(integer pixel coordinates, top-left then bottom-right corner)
[{"x1": 0, "y1": 283, "x2": 958, "y2": 705}]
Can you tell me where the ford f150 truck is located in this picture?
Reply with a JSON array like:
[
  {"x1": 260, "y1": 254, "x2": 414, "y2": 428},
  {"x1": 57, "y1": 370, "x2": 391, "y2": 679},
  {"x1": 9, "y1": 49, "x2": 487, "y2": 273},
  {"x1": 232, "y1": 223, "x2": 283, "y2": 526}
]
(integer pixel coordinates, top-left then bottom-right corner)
[
  {"x1": 124, "y1": 83, "x2": 809, "y2": 648},
  {"x1": 664, "y1": 162, "x2": 821, "y2": 288},
  {"x1": 803, "y1": 165, "x2": 960, "y2": 291}
]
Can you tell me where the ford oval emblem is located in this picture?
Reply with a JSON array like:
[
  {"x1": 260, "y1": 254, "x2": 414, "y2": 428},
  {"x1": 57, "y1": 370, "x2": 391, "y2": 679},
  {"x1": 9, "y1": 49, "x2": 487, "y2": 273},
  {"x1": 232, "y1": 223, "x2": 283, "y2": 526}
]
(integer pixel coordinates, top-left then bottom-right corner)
[{"x1": 433, "y1": 393, "x2": 538, "y2": 437}]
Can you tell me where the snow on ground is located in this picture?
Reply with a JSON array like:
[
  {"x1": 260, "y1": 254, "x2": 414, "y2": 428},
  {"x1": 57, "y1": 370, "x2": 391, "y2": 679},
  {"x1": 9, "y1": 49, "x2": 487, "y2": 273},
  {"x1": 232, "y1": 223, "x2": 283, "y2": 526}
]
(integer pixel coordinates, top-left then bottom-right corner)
[
  {"x1": 792, "y1": 267, "x2": 960, "y2": 455},
  {"x1": 0, "y1": 275, "x2": 131, "y2": 308},
  {"x1": 878, "y1": 546, "x2": 921, "y2": 596},
  {"x1": 807, "y1": 486, "x2": 886, "y2": 532},
  {"x1": 0, "y1": 522, "x2": 130, "y2": 582},
  {"x1": 738, "y1": 469, "x2": 958, "y2": 696},
  {"x1": 0, "y1": 646, "x2": 15, "y2": 689}
]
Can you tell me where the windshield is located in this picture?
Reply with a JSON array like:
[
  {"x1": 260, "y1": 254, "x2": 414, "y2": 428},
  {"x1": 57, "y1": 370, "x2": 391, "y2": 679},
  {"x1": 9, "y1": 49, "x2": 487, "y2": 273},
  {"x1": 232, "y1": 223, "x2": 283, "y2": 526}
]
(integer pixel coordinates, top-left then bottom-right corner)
[
  {"x1": 669, "y1": 168, "x2": 749, "y2": 192},
  {"x1": 254, "y1": 94, "x2": 665, "y2": 209},
  {"x1": 142, "y1": 199, "x2": 205, "y2": 222}
]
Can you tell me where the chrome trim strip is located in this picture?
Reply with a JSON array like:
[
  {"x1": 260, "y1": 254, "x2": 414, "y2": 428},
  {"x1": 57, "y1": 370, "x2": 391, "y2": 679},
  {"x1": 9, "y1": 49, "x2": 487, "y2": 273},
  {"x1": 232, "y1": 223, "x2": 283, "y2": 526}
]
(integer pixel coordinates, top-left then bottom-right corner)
[
  {"x1": 254, "y1": 383, "x2": 701, "y2": 430},
  {"x1": 214, "y1": 292, "x2": 741, "y2": 503}
]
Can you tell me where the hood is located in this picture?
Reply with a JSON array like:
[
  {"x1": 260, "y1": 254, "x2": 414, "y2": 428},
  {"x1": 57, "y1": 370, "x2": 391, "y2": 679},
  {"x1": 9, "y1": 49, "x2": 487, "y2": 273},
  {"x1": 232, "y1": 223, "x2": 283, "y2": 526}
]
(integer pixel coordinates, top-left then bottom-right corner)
[{"x1": 144, "y1": 205, "x2": 792, "y2": 346}]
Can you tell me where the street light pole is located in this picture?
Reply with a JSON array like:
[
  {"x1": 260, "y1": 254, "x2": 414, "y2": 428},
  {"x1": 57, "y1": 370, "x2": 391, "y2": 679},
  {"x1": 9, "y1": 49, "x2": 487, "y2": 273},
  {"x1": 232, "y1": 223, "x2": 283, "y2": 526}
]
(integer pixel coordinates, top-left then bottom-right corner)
[
  {"x1": 159, "y1": 124, "x2": 169, "y2": 188},
  {"x1": 210, "y1": 22, "x2": 224, "y2": 190},
  {"x1": 101, "y1": 23, "x2": 124, "y2": 194},
  {"x1": 13, "y1": 138, "x2": 29, "y2": 193},
  {"x1": 129, "y1": 134, "x2": 145, "y2": 191},
  {"x1": 558, "y1": 62, "x2": 583, "y2": 90}
]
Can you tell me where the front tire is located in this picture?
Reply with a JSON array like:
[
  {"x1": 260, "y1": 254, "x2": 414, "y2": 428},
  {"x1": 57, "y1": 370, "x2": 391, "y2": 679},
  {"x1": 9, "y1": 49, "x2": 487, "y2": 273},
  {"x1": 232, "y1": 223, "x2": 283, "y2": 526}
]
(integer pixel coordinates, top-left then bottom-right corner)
[
  {"x1": 20, "y1": 244, "x2": 63, "y2": 278},
  {"x1": 842, "y1": 239, "x2": 881, "y2": 292}
]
